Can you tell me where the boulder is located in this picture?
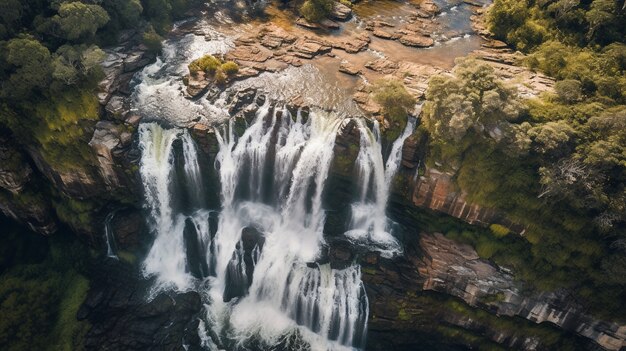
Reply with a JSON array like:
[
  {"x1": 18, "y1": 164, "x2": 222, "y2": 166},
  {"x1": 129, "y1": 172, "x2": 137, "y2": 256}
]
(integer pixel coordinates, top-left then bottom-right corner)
[
  {"x1": 186, "y1": 72, "x2": 210, "y2": 98},
  {"x1": 365, "y1": 58, "x2": 399, "y2": 74},
  {"x1": 225, "y1": 45, "x2": 273, "y2": 63},
  {"x1": 0, "y1": 136, "x2": 33, "y2": 194},
  {"x1": 372, "y1": 29, "x2": 399, "y2": 40},
  {"x1": 398, "y1": 34, "x2": 435, "y2": 47},
  {"x1": 331, "y1": 3, "x2": 353, "y2": 21},
  {"x1": 339, "y1": 61, "x2": 361, "y2": 75},
  {"x1": 296, "y1": 17, "x2": 320, "y2": 29}
]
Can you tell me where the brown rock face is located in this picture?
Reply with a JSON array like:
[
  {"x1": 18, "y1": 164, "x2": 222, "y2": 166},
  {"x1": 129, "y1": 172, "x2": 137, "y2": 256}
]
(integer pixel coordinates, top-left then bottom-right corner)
[
  {"x1": 412, "y1": 167, "x2": 498, "y2": 225},
  {"x1": 415, "y1": 233, "x2": 626, "y2": 351},
  {"x1": 331, "y1": 3, "x2": 352, "y2": 21},
  {"x1": 0, "y1": 136, "x2": 33, "y2": 194}
]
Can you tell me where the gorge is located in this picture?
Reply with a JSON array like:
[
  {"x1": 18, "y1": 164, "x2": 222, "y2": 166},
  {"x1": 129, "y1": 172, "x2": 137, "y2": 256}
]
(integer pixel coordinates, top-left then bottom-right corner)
[{"x1": 0, "y1": 0, "x2": 625, "y2": 350}]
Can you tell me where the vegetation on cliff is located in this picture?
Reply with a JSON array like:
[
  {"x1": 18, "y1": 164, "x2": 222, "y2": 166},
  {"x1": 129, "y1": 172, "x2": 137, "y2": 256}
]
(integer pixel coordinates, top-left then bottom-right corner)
[
  {"x1": 421, "y1": 0, "x2": 625, "y2": 321},
  {"x1": 0, "y1": 217, "x2": 92, "y2": 351}
]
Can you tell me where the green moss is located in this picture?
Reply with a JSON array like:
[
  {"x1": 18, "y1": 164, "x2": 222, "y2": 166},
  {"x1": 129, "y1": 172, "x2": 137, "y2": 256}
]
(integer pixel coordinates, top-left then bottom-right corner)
[
  {"x1": 50, "y1": 275, "x2": 90, "y2": 351},
  {"x1": 117, "y1": 250, "x2": 137, "y2": 265},
  {"x1": 397, "y1": 308, "x2": 410, "y2": 321},
  {"x1": 0, "y1": 224, "x2": 92, "y2": 351},
  {"x1": 31, "y1": 89, "x2": 100, "y2": 172},
  {"x1": 489, "y1": 224, "x2": 511, "y2": 238},
  {"x1": 54, "y1": 196, "x2": 99, "y2": 233}
]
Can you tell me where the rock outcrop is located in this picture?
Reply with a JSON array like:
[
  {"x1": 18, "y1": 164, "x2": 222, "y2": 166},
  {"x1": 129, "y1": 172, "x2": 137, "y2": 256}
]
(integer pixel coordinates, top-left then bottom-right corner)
[
  {"x1": 416, "y1": 233, "x2": 626, "y2": 351},
  {"x1": 79, "y1": 259, "x2": 202, "y2": 351}
]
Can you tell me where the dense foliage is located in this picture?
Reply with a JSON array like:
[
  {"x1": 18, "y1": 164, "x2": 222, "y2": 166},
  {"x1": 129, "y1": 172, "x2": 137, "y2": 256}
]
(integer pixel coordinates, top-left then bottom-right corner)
[
  {"x1": 0, "y1": 0, "x2": 202, "y2": 171},
  {"x1": 0, "y1": 218, "x2": 91, "y2": 351},
  {"x1": 188, "y1": 54, "x2": 239, "y2": 85},
  {"x1": 421, "y1": 0, "x2": 626, "y2": 320},
  {"x1": 300, "y1": 0, "x2": 335, "y2": 22}
]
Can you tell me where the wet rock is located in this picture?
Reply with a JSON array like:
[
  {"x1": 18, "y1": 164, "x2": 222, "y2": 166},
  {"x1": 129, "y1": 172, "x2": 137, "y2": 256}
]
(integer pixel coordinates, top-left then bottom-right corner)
[
  {"x1": 228, "y1": 88, "x2": 257, "y2": 115},
  {"x1": 186, "y1": 72, "x2": 211, "y2": 98},
  {"x1": 372, "y1": 29, "x2": 400, "y2": 40},
  {"x1": 296, "y1": 17, "x2": 320, "y2": 29},
  {"x1": 331, "y1": 3, "x2": 353, "y2": 21},
  {"x1": 339, "y1": 61, "x2": 361, "y2": 75},
  {"x1": 110, "y1": 209, "x2": 146, "y2": 250},
  {"x1": 105, "y1": 95, "x2": 127, "y2": 120},
  {"x1": 365, "y1": 58, "x2": 399, "y2": 74},
  {"x1": 320, "y1": 19, "x2": 341, "y2": 30},
  {"x1": 398, "y1": 34, "x2": 434, "y2": 47},
  {"x1": 329, "y1": 241, "x2": 353, "y2": 269},
  {"x1": 82, "y1": 260, "x2": 203, "y2": 351},
  {"x1": 225, "y1": 45, "x2": 273, "y2": 63},
  {"x1": 0, "y1": 136, "x2": 33, "y2": 194}
]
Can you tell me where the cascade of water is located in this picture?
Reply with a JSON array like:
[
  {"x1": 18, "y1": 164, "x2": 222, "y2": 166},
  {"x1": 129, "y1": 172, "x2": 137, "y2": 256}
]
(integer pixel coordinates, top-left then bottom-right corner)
[
  {"x1": 196, "y1": 107, "x2": 368, "y2": 350},
  {"x1": 181, "y1": 130, "x2": 205, "y2": 209},
  {"x1": 104, "y1": 211, "x2": 118, "y2": 259},
  {"x1": 345, "y1": 117, "x2": 417, "y2": 257},
  {"x1": 139, "y1": 123, "x2": 213, "y2": 293},
  {"x1": 138, "y1": 103, "x2": 418, "y2": 349}
]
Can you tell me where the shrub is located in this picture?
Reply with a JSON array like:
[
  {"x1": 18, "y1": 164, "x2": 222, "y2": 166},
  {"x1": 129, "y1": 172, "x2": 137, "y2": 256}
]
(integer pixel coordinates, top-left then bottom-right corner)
[
  {"x1": 300, "y1": 0, "x2": 334, "y2": 23},
  {"x1": 489, "y1": 224, "x2": 511, "y2": 238},
  {"x1": 188, "y1": 54, "x2": 221, "y2": 75},
  {"x1": 554, "y1": 79, "x2": 582, "y2": 103},
  {"x1": 142, "y1": 27, "x2": 163, "y2": 54},
  {"x1": 214, "y1": 68, "x2": 227, "y2": 86},
  {"x1": 221, "y1": 61, "x2": 239, "y2": 75},
  {"x1": 373, "y1": 79, "x2": 416, "y2": 123}
]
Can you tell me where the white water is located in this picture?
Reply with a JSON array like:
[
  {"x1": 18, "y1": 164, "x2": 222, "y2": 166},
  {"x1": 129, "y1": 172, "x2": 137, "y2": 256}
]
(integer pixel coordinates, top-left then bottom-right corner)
[
  {"x1": 345, "y1": 117, "x2": 417, "y2": 257},
  {"x1": 137, "y1": 98, "x2": 416, "y2": 349},
  {"x1": 104, "y1": 211, "x2": 118, "y2": 259}
]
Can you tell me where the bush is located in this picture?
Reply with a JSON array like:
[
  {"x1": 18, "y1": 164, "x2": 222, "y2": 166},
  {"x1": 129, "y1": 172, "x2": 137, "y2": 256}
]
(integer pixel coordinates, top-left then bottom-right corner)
[
  {"x1": 221, "y1": 61, "x2": 239, "y2": 75},
  {"x1": 373, "y1": 79, "x2": 415, "y2": 123},
  {"x1": 214, "y1": 68, "x2": 227, "y2": 86},
  {"x1": 489, "y1": 224, "x2": 511, "y2": 238},
  {"x1": 300, "y1": 0, "x2": 334, "y2": 23},
  {"x1": 554, "y1": 79, "x2": 582, "y2": 103},
  {"x1": 142, "y1": 27, "x2": 163, "y2": 54},
  {"x1": 188, "y1": 54, "x2": 221, "y2": 75}
]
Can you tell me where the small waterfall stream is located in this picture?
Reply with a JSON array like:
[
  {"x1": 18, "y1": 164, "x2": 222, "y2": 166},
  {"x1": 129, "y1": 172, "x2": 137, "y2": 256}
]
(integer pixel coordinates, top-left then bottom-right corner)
[{"x1": 104, "y1": 211, "x2": 119, "y2": 259}]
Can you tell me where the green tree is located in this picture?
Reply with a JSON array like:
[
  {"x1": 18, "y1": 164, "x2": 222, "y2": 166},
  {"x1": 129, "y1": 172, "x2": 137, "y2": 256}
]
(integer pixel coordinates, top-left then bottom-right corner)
[
  {"x1": 53, "y1": 2, "x2": 110, "y2": 40},
  {"x1": 422, "y1": 58, "x2": 523, "y2": 144},
  {"x1": 300, "y1": 0, "x2": 334, "y2": 23},
  {"x1": 2, "y1": 37, "x2": 51, "y2": 98}
]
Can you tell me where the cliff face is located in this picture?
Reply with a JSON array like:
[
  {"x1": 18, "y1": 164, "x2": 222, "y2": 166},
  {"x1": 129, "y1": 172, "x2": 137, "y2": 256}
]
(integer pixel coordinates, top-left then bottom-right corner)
[
  {"x1": 416, "y1": 233, "x2": 626, "y2": 351},
  {"x1": 0, "y1": 33, "x2": 152, "y2": 238}
]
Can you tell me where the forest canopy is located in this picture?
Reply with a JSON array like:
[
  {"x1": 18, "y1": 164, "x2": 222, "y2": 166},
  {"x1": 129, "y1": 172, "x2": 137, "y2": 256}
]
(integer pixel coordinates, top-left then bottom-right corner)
[{"x1": 421, "y1": 0, "x2": 626, "y2": 320}]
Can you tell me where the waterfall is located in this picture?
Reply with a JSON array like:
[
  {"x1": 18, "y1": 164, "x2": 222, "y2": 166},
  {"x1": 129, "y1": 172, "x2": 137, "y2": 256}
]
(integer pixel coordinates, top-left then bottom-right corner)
[
  {"x1": 345, "y1": 117, "x2": 417, "y2": 257},
  {"x1": 104, "y1": 211, "x2": 118, "y2": 259},
  {"x1": 137, "y1": 101, "x2": 417, "y2": 349},
  {"x1": 138, "y1": 123, "x2": 213, "y2": 293}
]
